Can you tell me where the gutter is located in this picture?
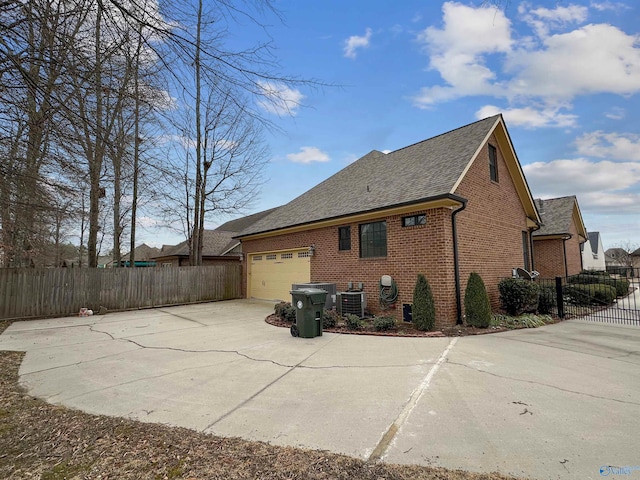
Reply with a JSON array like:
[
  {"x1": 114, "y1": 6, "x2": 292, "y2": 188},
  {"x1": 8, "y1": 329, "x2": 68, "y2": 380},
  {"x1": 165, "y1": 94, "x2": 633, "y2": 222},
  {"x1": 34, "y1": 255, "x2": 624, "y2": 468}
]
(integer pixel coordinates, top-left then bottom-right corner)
[
  {"x1": 529, "y1": 221, "x2": 541, "y2": 272},
  {"x1": 451, "y1": 198, "x2": 468, "y2": 325}
]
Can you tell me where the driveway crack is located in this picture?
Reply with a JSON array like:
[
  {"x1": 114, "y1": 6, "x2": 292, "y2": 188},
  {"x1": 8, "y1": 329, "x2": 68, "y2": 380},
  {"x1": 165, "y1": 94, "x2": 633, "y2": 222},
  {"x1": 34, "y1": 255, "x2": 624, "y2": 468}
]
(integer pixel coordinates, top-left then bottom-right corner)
[{"x1": 447, "y1": 361, "x2": 640, "y2": 406}]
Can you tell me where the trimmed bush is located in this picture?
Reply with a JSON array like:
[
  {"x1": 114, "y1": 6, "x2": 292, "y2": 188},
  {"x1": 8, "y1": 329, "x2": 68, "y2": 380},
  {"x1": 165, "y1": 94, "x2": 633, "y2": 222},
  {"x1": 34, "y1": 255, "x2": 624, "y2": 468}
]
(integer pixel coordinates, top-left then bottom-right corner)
[
  {"x1": 322, "y1": 309, "x2": 338, "y2": 328},
  {"x1": 568, "y1": 273, "x2": 630, "y2": 297},
  {"x1": 345, "y1": 314, "x2": 363, "y2": 330},
  {"x1": 565, "y1": 283, "x2": 616, "y2": 306},
  {"x1": 537, "y1": 286, "x2": 556, "y2": 315},
  {"x1": 373, "y1": 316, "x2": 396, "y2": 331},
  {"x1": 498, "y1": 278, "x2": 540, "y2": 316},
  {"x1": 413, "y1": 274, "x2": 436, "y2": 331},
  {"x1": 275, "y1": 301, "x2": 296, "y2": 322},
  {"x1": 464, "y1": 272, "x2": 491, "y2": 328}
]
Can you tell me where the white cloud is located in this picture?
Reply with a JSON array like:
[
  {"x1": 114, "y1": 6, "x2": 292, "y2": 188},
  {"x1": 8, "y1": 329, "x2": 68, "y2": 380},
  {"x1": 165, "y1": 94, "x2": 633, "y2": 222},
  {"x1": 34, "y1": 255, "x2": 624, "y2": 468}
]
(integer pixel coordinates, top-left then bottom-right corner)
[
  {"x1": 575, "y1": 131, "x2": 640, "y2": 161},
  {"x1": 476, "y1": 104, "x2": 577, "y2": 128},
  {"x1": 256, "y1": 81, "x2": 304, "y2": 116},
  {"x1": 525, "y1": 159, "x2": 640, "y2": 211},
  {"x1": 605, "y1": 107, "x2": 626, "y2": 120},
  {"x1": 413, "y1": 2, "x2": 511, "y2": 107},
  {"x1": 286, "y1": 146, "x2": 330, "y2": 164},
  {"x1": 520, "y1": 3, "x2": 588, "y2": 37},
  {"x1": 506, "y1": 24, "x2": 640, "y2": 101},
  {"x1": 591, "y1": 2, "x2": 632, "y2": 12},
  {"x1": 414, "y1": 2, "x2": 640, "y2": 119},
  {"x1": 344, "y1": 28, "x2": 372, "y2": 59}
]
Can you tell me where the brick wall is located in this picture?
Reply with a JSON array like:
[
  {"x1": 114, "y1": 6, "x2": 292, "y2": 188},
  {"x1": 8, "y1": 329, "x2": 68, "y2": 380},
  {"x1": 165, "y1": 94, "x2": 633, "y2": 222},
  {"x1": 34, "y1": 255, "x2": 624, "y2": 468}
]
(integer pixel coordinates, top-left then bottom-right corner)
[
  {"x1": 454, "y1": 133, "x2": 530, "y2": 313},
  {"x1": 241, "y1": 134, "x2": 533, "y2": 327},
  {"x1": 533, "y1": 221, "x2": 584, "y2": 279},
  {"x1": 241, "y1": 208, "x2": 458, "y2": 327},
  {"x1": 531, "y1": 239, "x2": 565, "y2": 278}
]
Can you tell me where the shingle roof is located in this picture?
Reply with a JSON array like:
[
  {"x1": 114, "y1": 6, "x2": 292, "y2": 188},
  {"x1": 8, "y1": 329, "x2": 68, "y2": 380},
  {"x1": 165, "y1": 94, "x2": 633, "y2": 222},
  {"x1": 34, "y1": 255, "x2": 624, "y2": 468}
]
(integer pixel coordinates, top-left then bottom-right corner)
[
  {"x1": 154, "y1": 231, "x2": 237, "y2": 258},
  {"x1": 533, "y1": 196, "x2": 578, "y2": 237},
  {"x1": 215, "y1": 207, "x2": 279, "y2": 233},
  {"x1": 122, "y1": 243, "x2": 161, "y2": 261},
  {"x1": 587, "y1": 232, "x2": 600, "y2": 254},
  {"x1": 238, "y1": 115, "x2": 502, "y2": 237}
]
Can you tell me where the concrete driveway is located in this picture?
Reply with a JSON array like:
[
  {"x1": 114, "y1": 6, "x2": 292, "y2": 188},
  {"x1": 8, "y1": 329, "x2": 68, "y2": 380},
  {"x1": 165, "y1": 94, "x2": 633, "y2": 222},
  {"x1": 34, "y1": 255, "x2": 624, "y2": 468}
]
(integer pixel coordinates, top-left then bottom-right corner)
[{"x1": 1, "y1": 300, "x2": 639, "y2": 480}]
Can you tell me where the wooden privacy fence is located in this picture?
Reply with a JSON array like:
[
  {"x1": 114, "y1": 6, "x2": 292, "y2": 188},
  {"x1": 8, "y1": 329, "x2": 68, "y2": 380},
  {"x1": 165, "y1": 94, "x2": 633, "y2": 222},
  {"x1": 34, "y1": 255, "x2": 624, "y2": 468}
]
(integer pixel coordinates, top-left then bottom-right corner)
[{"x1": 0, "y1": 265, "x2": 242, "y2": 320}]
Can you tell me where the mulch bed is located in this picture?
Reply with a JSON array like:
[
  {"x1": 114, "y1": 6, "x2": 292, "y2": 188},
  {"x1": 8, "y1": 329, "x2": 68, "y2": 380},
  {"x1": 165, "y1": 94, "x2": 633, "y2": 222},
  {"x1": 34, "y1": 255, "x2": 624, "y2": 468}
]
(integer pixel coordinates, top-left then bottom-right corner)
[
  {"x1": 265, "y1": 315, "x2": 510, "y2": 337},
  {"x1": 0, "y1": 319, "x2": 525, "y2": 479}
]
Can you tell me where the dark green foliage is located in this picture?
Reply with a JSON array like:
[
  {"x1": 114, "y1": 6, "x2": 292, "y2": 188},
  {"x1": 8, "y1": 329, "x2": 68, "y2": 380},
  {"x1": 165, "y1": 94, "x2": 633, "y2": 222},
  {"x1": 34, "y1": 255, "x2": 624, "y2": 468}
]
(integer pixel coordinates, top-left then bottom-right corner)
[
  {"x1": 373, "y1": 316, "x2": 396, "y2": 331},
  {"x1": 537, "y1": 286, "x2": 556, "y2": 314},
  {"x1": 413, "y1": 274, "x2": 436, "y2": 331},
  {"x1": 274, "y1": 301, "x2": 295, "y2": 321},
  {"x1": 568, "y1": 273, "x2": 630, "y2": 297},
  {"x1": 322, "y1": 309, "x2": 338, "y2": 328},
  {"x1": 274, "y1": 302, "x2": 288, "y2": 319},
  {"x1": 498, "y1": 278, "x2": 540, "y2": 316},
  {"x1": 464, "y1": 272, "x2": 491, "y2": 328},
  {"x1": 565, "y1": 283, "x2": 616, "y2": 306},
  {"x1": 345, "y1": 314, "x2": 362, "y2": 330}
]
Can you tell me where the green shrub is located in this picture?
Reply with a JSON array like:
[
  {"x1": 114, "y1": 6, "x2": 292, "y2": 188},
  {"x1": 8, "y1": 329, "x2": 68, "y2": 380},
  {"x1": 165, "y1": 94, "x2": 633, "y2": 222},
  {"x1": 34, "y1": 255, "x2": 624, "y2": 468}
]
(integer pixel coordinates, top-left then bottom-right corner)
[
  {"x1": 464, "y1": 272, "x2": 491, "y2": 328},
  {"x1": 275, "y1": 301, "x2": 296, "y2": 321},
  {"x1": 413, "y1": 274, "x2": 436, "y2": 331},
  {"x1": 373, "y1": 316, "x2": 396, "y2": 331},
  {"x1": 322, "y1": 309, "x2": 338, "y2": 328},
  {"x1": 568, "y1": 273, "x2": 630, "y2": 297},
  {"x1": 345, "y1": 314, "x2": 363, "y2": 330},
  {"x1": 537, "y1": 286, "x2": 556, "y2": 315},
  {"x1": 498, "y1": 278, "x2": 540, "y2": 316},
  {"x1": 565, "y1": 283, "x2": 616, "y2": 306}
]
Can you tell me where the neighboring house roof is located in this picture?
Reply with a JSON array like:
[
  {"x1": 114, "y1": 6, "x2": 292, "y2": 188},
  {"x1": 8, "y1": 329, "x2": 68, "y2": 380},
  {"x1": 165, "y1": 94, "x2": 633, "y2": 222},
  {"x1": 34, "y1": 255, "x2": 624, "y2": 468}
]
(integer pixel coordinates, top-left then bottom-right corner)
[
  {"x1": 588, "y1": 232, "x2": 600, "y2": 254},
  {"x1": 154, "y1": 231, "x2": 238, "y2": 259},
  {"x1": 533, "y1": 196, "x2": 588, "y2": 240},
  {"x1": 122, "y1": 243, "x2": 161, "y2": 261},
  {"x1": 605, "y1": 248, "x2": 628, "y2": 259},
  {"x1": 581, "y1": 231, "x2": 601, "y2": 254},
  {"x1": 238, "y1": 114, "x2": 539, "y2": 238}
]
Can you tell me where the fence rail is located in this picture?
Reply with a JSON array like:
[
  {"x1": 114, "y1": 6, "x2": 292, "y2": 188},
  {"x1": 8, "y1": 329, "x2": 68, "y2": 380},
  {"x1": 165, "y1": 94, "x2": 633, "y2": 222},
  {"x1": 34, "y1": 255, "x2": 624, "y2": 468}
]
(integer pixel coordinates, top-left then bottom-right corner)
[
  {"x1": 536, "y1": 269, "x2": 639, "y2": 325},
  {"x1": 0, "y1": 265, "x2": 242, "y2": 321}
]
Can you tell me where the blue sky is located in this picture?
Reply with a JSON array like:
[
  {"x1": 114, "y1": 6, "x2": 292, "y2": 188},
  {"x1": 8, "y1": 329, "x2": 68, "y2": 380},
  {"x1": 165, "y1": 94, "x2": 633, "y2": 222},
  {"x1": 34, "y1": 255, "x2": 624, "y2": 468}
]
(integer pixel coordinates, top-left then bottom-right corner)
[{"x1": 145, "y1": 0, "x2": 640, "y2": 251}]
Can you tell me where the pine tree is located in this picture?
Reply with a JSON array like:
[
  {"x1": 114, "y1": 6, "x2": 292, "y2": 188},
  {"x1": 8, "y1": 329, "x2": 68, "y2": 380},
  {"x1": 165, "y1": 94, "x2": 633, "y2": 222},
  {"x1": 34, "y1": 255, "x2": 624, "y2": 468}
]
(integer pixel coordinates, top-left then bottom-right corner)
[{"x1": 413, "y1": 274, "x2": 436, "y2": 331}]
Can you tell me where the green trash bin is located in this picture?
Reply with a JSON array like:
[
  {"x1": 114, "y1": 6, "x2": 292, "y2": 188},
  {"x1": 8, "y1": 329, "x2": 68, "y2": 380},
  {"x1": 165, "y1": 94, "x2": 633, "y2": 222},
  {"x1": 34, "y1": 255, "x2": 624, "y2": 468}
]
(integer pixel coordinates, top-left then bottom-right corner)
[{"x1": 289, "y1": 288, "x2": 328, "y2": 338}]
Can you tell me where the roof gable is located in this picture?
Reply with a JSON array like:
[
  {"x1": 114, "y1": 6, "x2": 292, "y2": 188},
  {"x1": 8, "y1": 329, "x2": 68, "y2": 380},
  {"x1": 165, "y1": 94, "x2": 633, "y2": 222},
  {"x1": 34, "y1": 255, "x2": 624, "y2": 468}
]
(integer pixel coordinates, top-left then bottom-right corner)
[
  {"x1": 533, "y1": 196, "x2": 587, "y2": 240},
  {"x1": 154, "y1": 230, "x2": 236, "y2": 258},
  {"x1": 239, "y1": 115, "x2": 528, "y2": 238}
]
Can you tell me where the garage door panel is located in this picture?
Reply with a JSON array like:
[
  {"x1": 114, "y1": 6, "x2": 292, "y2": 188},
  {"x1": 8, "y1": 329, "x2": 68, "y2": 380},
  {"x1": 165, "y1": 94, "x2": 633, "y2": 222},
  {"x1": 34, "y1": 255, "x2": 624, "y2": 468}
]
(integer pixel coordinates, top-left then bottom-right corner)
[{"x1": 249, "y1": 250, "x2": 310, "y2": 301}]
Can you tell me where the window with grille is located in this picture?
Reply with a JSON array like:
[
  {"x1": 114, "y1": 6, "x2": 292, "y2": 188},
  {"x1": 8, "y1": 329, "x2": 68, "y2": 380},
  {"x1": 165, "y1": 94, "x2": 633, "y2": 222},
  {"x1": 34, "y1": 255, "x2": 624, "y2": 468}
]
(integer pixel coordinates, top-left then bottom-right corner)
[
  {"x1": 338, "y1": 226, "x2": 351, "y2": 250},
  {"x1": 359, "y1": 221, "x2": 386, "y2": 258},
  {"x1": 402, "y1": 214, "x2": 426, "y2": 227}
]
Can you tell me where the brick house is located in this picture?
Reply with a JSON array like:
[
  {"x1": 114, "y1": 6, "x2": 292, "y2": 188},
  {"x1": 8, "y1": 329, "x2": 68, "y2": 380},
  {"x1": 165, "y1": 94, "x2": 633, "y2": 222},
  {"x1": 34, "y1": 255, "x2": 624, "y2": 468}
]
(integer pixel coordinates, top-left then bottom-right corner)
[
  {"x1": 532, "y1": 196, "x2": 587, "y2": 278},
  {"x1": 236, "y1": 115, "x2": 542, "y2": 327}
]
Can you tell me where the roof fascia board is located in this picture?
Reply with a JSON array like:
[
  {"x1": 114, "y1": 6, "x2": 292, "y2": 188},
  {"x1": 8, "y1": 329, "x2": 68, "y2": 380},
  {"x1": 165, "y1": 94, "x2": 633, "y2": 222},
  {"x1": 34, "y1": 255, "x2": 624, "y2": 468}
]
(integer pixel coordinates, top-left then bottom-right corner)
[
  {"x1": 238, "y1": 195, "x2": 465, "y2": 242},
  {"x1": 449, "y1": 116, "x2": 541, "y2": 225},
  {"x1": 449, "y1": 116, "x2": 499, "y2": 194}
]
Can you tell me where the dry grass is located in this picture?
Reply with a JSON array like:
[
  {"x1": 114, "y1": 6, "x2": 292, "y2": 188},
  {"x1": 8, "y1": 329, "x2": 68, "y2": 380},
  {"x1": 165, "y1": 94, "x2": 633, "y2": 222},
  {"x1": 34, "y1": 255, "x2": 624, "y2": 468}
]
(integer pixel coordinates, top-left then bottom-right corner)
[{"x1": 0, "y1": 320, "x2": 524, "y2": 480}]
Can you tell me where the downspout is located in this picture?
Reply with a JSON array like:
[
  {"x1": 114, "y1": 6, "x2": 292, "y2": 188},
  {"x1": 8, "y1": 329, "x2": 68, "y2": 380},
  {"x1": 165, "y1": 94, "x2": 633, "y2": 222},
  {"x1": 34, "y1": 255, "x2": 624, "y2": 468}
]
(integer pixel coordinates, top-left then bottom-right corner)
[
  {"x1": 562, "y1": 234, "x2": 572, "y2": 278},
  {"x1": 529, "y1": 222, "x2": 541, "y2": 272},
  {"x1": 451, "y1": 198, "x2": 468, "y2": 325}
]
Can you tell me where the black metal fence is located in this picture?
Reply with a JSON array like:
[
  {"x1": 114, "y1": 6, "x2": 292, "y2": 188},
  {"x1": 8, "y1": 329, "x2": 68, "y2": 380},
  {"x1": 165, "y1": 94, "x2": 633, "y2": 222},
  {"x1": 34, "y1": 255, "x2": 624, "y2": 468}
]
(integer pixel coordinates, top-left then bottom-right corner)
[{"x1": 535, "y1": 269, "x2": 639, "y2": 325}]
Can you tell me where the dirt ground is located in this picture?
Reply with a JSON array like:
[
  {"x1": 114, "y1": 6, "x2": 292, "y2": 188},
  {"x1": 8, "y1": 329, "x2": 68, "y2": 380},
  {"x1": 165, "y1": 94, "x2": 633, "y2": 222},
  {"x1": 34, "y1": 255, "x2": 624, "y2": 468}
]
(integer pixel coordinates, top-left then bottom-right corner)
[{"x1": 0, "y1": 319, "x2": 525, "y2": 480}]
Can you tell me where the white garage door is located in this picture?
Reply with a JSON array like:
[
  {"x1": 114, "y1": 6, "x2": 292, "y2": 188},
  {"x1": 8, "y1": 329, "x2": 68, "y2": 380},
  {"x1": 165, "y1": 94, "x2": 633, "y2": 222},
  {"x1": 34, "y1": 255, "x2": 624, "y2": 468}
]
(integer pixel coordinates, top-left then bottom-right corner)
[{"x1": 249, "y1": 249, "x2": 311, "y2": 301}]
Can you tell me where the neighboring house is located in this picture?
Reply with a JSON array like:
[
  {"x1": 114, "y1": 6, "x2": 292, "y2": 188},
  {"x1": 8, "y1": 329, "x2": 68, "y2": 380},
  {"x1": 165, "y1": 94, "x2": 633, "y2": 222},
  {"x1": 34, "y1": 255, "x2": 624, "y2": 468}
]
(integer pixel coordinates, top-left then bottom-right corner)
[
  {"x1": 605, "y1": 247, "x2": 640, "y2": 273},
  {"x1": 107, "y1": 243, "x2": 161, "y2": 267},
  {"x1": 532, "y1": 196, "x2": 587, "y2": 278},
  {"x1": 236, "y1": 114, "x2": 542, "y2": 327},
  {"x1": 152, "y1": 208, "x2": 278, "y2": 267},
  {"x1": 152, "y1": 231, "x2": 241, "y2": 267},
  {"x1": 581, "y1": 232, "x2": 606, "y2": 271}
]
